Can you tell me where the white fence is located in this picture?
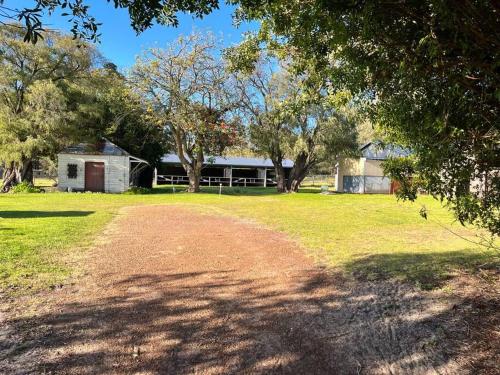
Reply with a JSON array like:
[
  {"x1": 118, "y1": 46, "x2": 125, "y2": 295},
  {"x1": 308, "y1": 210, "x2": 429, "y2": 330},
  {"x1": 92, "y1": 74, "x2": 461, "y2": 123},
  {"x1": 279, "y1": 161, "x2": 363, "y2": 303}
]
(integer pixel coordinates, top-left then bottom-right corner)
[
  {"x1": 156, "y1": 175, "x2": 278, "y2": 187},
  {"x1": 157, "y1": 173, "x2": 336, "y2": 188}
]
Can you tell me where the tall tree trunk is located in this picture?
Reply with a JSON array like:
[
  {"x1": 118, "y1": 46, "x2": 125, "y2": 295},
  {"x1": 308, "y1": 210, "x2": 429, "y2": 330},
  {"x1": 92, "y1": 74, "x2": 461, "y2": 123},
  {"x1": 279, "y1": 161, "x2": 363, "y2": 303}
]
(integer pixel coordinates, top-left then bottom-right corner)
[
  {"x1": 20, "y1": 159, "x2": 34, "y2": 184},
  {"x1": 180, "y1": 159, "x2": 203, "y2": 193},
  {"x1": 184, "y1": 150, "x2": 203, "y2": 193},
  {"x1": 171, "y1": 124, "x2": 203, "y2": 193},
  {"x1": 187, "y1": 167, "x2": 201, "y2": 193},
  {"x1": 286, "y1": 152, "x2": 314, "y2": 192},
  {"x1": 1, "y1": 162, "x2": 21, "y2": 192},
  {"x1": 180, "y1": 162, "x2": 202, "y2": 193},
  {"x1": 287, "y1": 169, "x2": 309, "y2": 192},
  {"x1": 186, "y1": 146, "x2": 204, "y2": 193},
  {"x1": 274, "y1": 163, "x2": 286, "y2": 193}
]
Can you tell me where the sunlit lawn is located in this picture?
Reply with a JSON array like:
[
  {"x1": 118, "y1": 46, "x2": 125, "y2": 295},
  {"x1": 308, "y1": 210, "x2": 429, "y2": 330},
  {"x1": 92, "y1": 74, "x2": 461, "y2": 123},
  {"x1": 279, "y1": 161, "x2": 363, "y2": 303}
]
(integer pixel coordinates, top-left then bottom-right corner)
[{"x1": 0, "y1": 186, "x2": 497, "y2": 294}]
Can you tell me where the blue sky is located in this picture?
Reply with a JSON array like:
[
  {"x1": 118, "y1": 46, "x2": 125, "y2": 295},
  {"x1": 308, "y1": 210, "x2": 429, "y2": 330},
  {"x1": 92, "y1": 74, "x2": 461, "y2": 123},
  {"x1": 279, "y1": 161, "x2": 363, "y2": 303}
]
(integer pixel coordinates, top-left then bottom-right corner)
[{"x1": 5, "y1": 0, "x2": 257, "y2": 68}]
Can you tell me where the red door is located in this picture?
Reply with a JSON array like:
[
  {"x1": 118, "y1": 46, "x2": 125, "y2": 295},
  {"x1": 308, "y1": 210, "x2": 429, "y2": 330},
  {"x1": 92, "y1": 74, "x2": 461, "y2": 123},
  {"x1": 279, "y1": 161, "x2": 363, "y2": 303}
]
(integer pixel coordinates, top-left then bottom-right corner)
[
  {"x1": 390, "y1": 180, "x2": 401, "y2": 194},
  {"x1": 85, "y1": 162, "x2": 105, "y2": 192}
]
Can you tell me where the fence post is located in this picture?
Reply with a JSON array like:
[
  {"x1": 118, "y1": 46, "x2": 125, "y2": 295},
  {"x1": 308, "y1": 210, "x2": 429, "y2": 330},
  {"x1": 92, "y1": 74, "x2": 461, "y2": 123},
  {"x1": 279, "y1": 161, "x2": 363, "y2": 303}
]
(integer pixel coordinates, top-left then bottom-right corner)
[
  {"x1": 244, "y1": 178, "x2": 247, "y2": 188},
  {"x1": 209, "y1": 177, "x2": 211, "y2": 187}
]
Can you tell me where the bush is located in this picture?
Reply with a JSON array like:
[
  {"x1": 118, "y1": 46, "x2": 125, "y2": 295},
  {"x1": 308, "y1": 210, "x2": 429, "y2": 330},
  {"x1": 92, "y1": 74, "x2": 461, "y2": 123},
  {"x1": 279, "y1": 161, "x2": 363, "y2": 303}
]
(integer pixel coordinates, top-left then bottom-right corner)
[
  {"x1": 123, "y1": 186, "x2": 152, "y2": 195},
  {"x1": 12, "y1": 181, "x2": 43, "y2": 193},
  {"x1": 382, "y1": 156, "x2": 426, "y2": 201}
]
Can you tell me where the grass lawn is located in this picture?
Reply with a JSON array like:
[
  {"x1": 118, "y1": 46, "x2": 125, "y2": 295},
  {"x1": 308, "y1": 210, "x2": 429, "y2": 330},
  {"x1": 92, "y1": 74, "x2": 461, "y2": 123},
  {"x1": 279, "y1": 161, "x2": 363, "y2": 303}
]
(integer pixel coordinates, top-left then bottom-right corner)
[{"x1": 0, "y1": 186, "x2": 498, "y2": 294}]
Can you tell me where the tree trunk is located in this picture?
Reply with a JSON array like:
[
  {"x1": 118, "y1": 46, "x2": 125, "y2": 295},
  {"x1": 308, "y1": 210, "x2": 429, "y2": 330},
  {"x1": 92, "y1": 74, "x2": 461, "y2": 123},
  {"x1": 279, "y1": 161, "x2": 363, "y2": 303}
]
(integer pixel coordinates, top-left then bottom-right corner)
[
  {"x1": 286, "y1": 152, "x2": 313, "y2": 192},
  {"x1": 274, "y1": 164, "x2": 286, "y2": 193},
  {"x1": 1, "y1": 162, "x2": 21, "y2": 192},
  {"x1": 287, "y1": 170, "x2": 309, "y2": 192},
  {"x1": 20, "y1": 159, "x2": 34, "y2": 184},
  {"x1": 186, "y1": 164, "x2": 202, "y2": 193}
]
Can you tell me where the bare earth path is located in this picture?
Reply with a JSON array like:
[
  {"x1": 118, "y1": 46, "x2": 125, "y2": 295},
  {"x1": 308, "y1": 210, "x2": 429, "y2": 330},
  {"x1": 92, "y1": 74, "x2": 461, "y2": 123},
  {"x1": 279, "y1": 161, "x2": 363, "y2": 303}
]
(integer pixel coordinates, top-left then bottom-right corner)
[{"x1": 1, "y1": 206, "x2": 498, "y2": 374}]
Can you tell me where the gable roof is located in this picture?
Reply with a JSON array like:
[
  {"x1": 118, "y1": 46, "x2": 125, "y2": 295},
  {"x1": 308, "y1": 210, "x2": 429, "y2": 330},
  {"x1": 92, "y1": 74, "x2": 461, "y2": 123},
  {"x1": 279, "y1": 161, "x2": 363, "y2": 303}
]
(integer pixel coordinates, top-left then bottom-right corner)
[
  {"x1": 60, "y1": 139, "x2": 130, "y2": 156},
  {"x1": 360, "y1": 141, "x2": 411, "y2": 160},
  {"x1": 161, "y1": 154, "x2": 294, "y2": 168}
]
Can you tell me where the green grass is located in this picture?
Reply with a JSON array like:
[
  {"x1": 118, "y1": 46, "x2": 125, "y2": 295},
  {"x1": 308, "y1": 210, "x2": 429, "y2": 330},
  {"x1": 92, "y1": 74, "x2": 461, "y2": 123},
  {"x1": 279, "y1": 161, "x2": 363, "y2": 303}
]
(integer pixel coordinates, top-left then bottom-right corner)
[{"x1": 0, "y1": 186, "x2": 498, "y2": 293}]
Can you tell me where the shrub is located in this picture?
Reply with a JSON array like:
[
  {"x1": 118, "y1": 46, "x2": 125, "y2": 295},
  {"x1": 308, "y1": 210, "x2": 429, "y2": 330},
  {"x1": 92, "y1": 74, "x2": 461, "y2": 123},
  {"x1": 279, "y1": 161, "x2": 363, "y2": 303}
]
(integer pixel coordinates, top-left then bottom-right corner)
[{"x1": 12, "y1": 181, "x2": 43, "y2": 193}]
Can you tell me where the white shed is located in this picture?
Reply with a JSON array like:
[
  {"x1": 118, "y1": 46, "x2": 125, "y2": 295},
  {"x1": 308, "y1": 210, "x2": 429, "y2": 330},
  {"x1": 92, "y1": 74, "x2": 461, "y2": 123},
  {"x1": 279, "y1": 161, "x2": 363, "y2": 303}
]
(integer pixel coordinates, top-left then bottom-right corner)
[{"x1": 57, "y1": 139, "x2": 148, "y2": 193}]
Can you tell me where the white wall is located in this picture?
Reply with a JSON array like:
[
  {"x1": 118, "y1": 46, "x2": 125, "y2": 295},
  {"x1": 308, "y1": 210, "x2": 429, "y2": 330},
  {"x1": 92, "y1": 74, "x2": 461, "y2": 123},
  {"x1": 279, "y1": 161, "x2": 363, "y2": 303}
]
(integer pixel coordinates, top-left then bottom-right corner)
[{"x1": 57, "y1": 154, "x2": 130, "y2": 193}]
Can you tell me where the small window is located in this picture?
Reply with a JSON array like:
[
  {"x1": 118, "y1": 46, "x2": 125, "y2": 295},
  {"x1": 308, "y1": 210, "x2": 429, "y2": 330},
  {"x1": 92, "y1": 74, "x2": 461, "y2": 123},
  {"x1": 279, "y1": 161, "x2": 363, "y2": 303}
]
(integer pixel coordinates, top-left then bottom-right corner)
[{"x1": 67, "y1": 164, "x2": 78, "y2": 179}]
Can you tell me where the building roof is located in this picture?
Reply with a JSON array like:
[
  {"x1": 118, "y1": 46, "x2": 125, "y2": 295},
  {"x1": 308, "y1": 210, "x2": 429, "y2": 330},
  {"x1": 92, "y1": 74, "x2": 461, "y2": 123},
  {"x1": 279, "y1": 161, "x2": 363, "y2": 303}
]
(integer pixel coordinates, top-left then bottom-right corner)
[
  {"x1": 60, "y1": 139, "x2": 130, "y2": 156},
  {"x1": 161, "y1": 154, "x2": 294, "y2": 168},
  {"x1": 360, "y1": 141, "x2": 411, "y2": 160}
]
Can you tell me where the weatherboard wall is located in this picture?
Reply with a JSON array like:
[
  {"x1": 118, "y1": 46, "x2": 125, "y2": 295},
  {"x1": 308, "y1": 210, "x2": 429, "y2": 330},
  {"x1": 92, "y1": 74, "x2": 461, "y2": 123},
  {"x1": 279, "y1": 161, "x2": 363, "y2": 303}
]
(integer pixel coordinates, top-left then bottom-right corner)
[{"x1": 57, "y1": 153, "x2": 130, "y2": 193}]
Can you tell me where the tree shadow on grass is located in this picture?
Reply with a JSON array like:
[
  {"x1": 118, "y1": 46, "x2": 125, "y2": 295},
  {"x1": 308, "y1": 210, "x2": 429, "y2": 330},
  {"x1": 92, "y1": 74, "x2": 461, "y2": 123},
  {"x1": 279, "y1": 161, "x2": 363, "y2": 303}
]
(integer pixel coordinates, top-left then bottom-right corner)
[
  {"x1": 0, "y1": 211, "x2": 94, "y2": 219},
  {"x1": 1, "y1": 269, "x2": 497, "y2": 374},
  {"x1": 344, "y1": 249, "x2": 500, "y2": 290}
]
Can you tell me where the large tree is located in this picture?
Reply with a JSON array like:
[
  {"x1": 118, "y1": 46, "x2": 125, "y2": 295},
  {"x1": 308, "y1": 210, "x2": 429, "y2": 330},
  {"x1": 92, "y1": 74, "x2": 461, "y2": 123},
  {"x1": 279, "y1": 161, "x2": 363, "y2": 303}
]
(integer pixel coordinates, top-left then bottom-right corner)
[
  {"x1": 279, "y1": 71, "x2": 359, "y2": 192},
  {"x1": 286, "y1": 106, "x2": 359, "y2": 193},
  {"x1": 228, "y1": 50, "x2": 291, "y2": 192},
  {"x1": 131, "y1": 32, "x2": 241, "y2": 192},
  {"x1": 0, "y1": 24, "x2": 99, "y2": 191},
  {"x1": 0, "y1": 80, "x2": 71, "y2": 189},
  {"x1": 228, "y1": 46, "x2": 358, "y2": 192}
]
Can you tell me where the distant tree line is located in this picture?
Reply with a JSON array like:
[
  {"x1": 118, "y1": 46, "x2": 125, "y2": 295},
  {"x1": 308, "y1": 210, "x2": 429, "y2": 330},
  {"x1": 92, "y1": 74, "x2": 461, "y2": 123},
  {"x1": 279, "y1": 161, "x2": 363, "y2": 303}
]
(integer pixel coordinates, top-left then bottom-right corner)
[{"x1": 0, "y1": 25, "x2": 167, "y2": 191}]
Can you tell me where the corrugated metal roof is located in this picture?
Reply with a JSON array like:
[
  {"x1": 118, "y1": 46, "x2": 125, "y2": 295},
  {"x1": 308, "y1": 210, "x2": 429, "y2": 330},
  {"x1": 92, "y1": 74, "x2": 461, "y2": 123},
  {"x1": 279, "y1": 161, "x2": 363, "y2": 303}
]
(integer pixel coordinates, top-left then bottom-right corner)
[
  {"x1": 60, "y1": 139, "x2": 130, "y2": 156},
  {"x1": 360, "y1": 141, "x2": 411, "y2": 160},
  {"x1": 161, "y1": 154, "x2": 294, "y2": 168}
]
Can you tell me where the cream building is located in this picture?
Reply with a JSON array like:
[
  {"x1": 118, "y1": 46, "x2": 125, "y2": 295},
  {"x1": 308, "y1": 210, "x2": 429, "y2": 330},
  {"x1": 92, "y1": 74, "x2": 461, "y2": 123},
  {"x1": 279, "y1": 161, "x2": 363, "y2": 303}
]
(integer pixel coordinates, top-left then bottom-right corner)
[{"x1": 335, "y1": 142, "x2": 410, "y2": 194}]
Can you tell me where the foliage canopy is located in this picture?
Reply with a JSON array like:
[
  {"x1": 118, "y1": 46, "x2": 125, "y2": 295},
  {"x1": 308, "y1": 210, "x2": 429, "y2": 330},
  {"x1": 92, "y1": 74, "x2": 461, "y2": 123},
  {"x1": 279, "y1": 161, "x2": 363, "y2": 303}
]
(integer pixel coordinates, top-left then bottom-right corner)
[{"x1": 131, "y1": 32, "x2": 241, "y2": 192}]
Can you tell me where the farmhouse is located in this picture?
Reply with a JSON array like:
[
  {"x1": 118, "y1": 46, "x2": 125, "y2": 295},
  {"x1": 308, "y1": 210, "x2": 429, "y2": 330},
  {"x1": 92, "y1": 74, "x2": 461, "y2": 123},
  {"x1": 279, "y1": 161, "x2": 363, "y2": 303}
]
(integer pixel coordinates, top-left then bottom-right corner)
[
  {"x1": 57, "y1": 139, "x2": 149, "y2": 193},
  {"x1": 335, "y1": 141, "x2": 410, "y2": 194},
  {"x1": 157, "y1": 154, "x2": 294, "y2": 187}
]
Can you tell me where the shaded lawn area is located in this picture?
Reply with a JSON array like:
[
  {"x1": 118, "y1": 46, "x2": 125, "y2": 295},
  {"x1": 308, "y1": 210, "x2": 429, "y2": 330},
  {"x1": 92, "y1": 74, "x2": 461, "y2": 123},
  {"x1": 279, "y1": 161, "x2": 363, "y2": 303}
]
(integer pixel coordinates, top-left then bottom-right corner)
[{"x1": 0, "y1": 187, "x2": 497, "y2": 294}]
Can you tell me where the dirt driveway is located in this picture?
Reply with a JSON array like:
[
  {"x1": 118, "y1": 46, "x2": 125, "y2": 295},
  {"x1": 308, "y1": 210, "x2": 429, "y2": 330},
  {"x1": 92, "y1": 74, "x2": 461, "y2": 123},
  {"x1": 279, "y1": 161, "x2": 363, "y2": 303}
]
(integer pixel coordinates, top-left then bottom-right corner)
[{"x1": 1, "y1": 206, "x2": 498, "y2": 374}]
